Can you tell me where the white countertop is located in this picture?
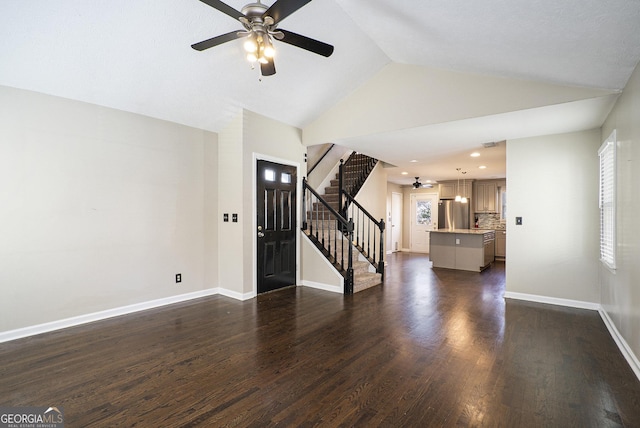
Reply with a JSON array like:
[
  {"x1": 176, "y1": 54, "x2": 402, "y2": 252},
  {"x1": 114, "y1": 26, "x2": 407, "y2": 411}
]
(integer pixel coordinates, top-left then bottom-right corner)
[{"x1": 432, "y1": 229, "x2": 495, "y2": 235}]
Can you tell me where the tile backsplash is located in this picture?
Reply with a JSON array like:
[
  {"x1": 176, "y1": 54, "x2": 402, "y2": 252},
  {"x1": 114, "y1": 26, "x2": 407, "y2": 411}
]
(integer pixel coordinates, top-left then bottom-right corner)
[{"x1": 476, "y1": 213, "x2": 505, "y2": 230}]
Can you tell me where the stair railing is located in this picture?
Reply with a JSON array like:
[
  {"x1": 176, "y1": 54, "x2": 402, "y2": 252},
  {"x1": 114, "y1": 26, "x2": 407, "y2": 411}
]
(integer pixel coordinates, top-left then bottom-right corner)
[
  {"x1": 339, "y1": 153, "x2": 378, "y2": 198},
  {"x1": 338, "y1": 153, "x2": 385, "y2": 279},
  {"x1": 307, "y1": 143, "x2": 335, "y2": 176},
  {"x1": 302, "y1": 178, "x2": 354, "y2": 294},
  {"x1": 342, "y1": 193, "x2": 385, "y2": 279}
]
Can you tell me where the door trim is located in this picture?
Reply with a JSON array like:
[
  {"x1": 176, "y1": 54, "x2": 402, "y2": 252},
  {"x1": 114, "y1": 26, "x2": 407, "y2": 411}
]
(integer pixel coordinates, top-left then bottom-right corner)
[
  {"x1": 252, "y1": 153, "x2": 301, "y2": 296},
  {"x1": 389, "y1": 191, "x2": 403, "y2": 254}
]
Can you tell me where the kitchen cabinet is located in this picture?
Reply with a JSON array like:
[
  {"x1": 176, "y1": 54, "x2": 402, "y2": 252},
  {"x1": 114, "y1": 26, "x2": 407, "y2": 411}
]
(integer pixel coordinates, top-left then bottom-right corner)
[
  {"x1": 495, "y1": 230, "x2": 506, "y2": 259},
  {"x1": 474, "y1": 181, "x2": 497, "y2": 213},
  {"x1": 439, "y1": 183, "x2": 457, "y2": 199},
  {"x1": 439, "y1": 181, "x2": 471, "y2": 199}
]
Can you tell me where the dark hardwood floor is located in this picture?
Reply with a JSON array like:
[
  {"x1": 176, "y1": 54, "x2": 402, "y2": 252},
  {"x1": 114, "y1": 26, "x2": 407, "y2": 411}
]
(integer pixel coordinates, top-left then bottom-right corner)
[{"x1": 2, "y1": 252, "x2": 640, "y2": 426}]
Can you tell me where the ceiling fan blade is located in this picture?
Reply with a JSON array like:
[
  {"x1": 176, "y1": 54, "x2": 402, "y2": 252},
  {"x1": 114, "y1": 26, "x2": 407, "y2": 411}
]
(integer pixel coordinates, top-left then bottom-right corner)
[
  {"x1": 264, "y1": 0, "x2": 312, "y2": 25},
  {"x1": 197, "y1": 0, "x2": 245, "y2": 20},
  {"x1": 261, "y1": 58, "x2": 276, "y2": 76},
  {"x1": 191, "y1": 31, "x2": 245, "y2": 51},
  {"x1": 278, "y1": 29, "x2": 334, "y2": 57}
]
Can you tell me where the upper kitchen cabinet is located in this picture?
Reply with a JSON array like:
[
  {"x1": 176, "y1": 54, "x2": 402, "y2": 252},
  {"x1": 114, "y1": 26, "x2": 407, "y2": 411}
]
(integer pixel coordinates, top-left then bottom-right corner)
[
  {"x1": 439, "y1": 181, "x2": 471, "y2": 199},
  {"x1": 474, "y1": 181, "x2": 497, "y2": 213}
]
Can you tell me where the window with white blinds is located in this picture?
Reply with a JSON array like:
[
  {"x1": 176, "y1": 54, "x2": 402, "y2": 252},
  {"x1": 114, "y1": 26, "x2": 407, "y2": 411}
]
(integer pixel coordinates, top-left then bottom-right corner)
[{"x1": 598, "y1": 130, "x2": 616, "y2": 270}]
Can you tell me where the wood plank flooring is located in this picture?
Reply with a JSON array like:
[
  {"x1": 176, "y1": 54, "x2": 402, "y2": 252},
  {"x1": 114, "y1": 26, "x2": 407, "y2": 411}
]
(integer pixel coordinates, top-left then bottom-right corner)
[{"x1": 2, "y1": 252, "x2": 640, "y2": 426}]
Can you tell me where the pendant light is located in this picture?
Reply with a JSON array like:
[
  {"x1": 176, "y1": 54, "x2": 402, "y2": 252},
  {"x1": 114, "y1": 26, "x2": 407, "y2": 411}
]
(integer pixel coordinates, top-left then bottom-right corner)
[
  {"x1": 461, "y1": 171, "x2": 468, "y2": 204},
  {"x1": 455, "y1": 168, "x2": 462, "y2": 202}
]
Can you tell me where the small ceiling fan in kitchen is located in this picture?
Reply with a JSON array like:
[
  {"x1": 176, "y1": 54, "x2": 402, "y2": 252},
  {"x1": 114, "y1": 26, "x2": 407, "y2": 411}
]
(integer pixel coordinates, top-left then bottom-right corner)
[
  {"x1": 413, "y1": 177, "x2": 433, "y2": 189},
  {"x1": 191, "y1": 0, "x2": 334, "y2": 76}
]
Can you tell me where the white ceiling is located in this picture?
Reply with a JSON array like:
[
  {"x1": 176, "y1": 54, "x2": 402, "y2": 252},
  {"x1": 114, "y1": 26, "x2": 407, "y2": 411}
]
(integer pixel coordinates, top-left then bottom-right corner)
[{"x1": 1, "y1": 0, "x2": 639, "y2": 185}]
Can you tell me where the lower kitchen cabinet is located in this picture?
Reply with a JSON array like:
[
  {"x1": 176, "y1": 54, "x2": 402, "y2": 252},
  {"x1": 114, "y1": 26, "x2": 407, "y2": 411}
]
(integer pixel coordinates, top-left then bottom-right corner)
[{"x1": 495, "y1": 230, "x2": 506, "y2": 258}]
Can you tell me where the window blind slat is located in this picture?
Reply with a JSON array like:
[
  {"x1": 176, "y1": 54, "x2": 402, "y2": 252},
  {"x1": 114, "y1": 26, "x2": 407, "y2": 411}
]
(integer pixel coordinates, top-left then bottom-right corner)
[{"x1": 598, "y1": 132, "x2": 616, "y2": 270}]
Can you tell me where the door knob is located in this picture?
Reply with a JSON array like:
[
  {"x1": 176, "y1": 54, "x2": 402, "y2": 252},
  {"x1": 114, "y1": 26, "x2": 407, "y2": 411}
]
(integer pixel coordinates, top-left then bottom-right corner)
[{"x1": 258, "y1": 232, "x2": 265, "y2": 238}]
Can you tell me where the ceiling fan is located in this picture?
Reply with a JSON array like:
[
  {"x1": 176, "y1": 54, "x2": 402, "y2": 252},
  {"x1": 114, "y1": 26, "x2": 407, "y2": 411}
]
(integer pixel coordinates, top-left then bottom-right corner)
[
  {"x1": 413, "y1": 177, "x2": 433, "y2": 189},
  {"x1": 191, "y1": 0, "x2": 334, "y2": 76}
]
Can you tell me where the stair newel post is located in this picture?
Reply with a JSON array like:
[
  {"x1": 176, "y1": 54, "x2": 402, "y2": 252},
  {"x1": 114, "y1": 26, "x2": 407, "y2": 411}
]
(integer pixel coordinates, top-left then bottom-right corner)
[
  {"x1": 345, "y1": 218, "x2": 354, "y2": 295},
  {"x1": 302, "y1": 178, "x2": 308, "y2": 231},
  {"x1": 378, "y1": 219, "x2": 385, "y2": 278}
]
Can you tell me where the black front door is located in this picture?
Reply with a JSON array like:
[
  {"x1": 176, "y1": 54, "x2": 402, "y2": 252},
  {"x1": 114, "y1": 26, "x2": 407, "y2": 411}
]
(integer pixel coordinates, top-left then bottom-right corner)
[{"x1": 257, "y1": 160, "x2": 297, "y2": 294}]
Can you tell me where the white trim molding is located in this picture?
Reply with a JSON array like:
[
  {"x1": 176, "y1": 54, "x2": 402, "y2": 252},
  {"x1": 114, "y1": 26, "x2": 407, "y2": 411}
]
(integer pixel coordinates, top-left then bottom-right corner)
[
  {"x1": 218, "y1": 288, "x2": 256, "y2": 301},
  {"x1": 504, "y1": 291, "x2": 600, "y2": 310},
  {"x1": 300, "y1": 280, "x2": 342, "y2": 294},
  {"x1": 599, "y1": 308, "x2": 640, "y2": 381},
  {"x1": 0, "y1": 288, "x2": 219, "y2": 344}
]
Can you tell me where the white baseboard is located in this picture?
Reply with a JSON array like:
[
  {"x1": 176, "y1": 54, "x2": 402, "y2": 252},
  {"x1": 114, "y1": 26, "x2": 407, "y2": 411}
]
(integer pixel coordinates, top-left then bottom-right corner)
[
  {"x1": 598, "y1": 308, "x2": 640, "y2": 381},
  {"x1": 503, "y1": 291, "x2": 600, "y2": 310},
  {"x1": 0, "y1": 288, "x2": 219, "y2": 344},
  {"x1": 300, "y1": 280, "x2": 342, "y2": 294},
  {"x1": 218, "y1": 288, "x2": 256, "y2": 301}
]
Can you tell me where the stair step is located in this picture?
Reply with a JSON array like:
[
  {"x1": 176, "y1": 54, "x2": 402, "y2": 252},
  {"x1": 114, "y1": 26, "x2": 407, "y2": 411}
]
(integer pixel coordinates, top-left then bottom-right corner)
[
  {"x1": 353, "y1": 260, "x2": 371, "y2": 274},
  {"x1": 353, "y1": 271, "x2": 382, "y2": 293},
  {"x1": 324, "y1": 186, "x2": 339, "y2": 194},
  {"x1": 311, "y1": 201, "x2": 339, "y2": 211}
]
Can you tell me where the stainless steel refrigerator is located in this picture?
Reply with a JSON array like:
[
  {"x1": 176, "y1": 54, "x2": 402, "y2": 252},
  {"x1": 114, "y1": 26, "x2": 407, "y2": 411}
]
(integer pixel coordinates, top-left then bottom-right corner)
[{"x1": 438, "y1": 200, "x2": 470, "y2": 230}]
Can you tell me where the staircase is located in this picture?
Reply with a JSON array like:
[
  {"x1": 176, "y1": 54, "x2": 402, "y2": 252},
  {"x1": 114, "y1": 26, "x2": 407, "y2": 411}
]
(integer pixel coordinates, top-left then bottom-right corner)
[
  {"x1": 302, "y1": 152, "x2": 384, "y2": 294},
  {"x1": 316, "y1": 178, "x2": 382, "y2": 293}
]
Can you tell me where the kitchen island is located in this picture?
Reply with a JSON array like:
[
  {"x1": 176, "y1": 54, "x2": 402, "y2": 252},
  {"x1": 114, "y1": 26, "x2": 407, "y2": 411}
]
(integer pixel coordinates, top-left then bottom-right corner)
[{"x1": 430, "y1": 229, "x2": 495, "y2": 272}]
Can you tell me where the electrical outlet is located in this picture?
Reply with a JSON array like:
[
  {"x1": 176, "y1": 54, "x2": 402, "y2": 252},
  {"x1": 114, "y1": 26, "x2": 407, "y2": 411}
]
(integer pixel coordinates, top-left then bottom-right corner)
[
  {"x1": 176, "y1": 273, "x2": 182, "y2": 283},
  {"x1": 516, "y1": 217, "x2": 523, "y2": 225}
]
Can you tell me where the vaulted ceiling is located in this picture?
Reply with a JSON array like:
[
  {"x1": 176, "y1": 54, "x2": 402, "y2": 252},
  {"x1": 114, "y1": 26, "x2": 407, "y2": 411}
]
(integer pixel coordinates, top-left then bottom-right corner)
[{"x1": 2, "y1": 0, "x2": 639, "y2": 184}]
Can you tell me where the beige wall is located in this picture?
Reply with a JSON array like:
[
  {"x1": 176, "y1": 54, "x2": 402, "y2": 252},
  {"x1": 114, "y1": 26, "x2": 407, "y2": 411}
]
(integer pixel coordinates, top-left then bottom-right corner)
[
  {"x1": 355, "y1": 163, "x2": 387, "y2": 224},
  {"x1": 217, "y1": 110, "x2": 306, "y2": 298},
  {"x1": 505, "y1": 129, "x2": 601, "y2": 303},
  {"x1": 600, "y1": 62, "x2": 640, "y2": 361},
  {"x1": 0, "y1": 85, "x2": 218, "y2": 332},
  {"x1": 217, "y1": 113, "x2": 244, "y2": 297},
  {"x1": 304, "y1": 63, "x2": 616, "y2": 146}
]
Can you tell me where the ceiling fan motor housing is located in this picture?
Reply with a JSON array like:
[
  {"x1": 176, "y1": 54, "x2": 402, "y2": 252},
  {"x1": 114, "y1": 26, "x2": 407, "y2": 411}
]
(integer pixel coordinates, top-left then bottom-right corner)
[{"x1": 242, "y1": 3, "x2": 265, "y2": 15}]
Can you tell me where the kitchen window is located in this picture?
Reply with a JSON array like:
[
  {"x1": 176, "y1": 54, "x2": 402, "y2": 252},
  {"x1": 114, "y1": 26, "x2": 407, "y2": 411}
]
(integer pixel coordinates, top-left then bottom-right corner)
[{"x1": 598, "y1": 130, "x2": 616, "y2": 270}]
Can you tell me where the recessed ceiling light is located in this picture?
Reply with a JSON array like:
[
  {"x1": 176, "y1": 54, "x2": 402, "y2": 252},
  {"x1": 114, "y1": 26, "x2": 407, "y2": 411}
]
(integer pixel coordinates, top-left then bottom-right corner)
[
  {"x1": 425, "y1": 180, "x2": 432, "y2": 183},
  {"x1": 479, "y1": 165, "x2": 487, "y2": 169},
  {"x1": 401, "y1": 171, "x2": 408, "y2": 175},
  {"x1": 410, "y1": 159, "x2": 418, "y2": 163},
  {"x1": 471, "y1": 152, "x2": 480, "y2": 157}
]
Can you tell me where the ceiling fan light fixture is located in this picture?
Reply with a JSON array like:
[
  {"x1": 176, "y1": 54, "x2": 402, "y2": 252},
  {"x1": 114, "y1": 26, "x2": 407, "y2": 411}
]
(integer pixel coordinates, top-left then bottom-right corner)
[
  {"x1": 243, "y1": 37, "x2": 258, "y2": 53},
  {"x1": 261, "y1": 34, "x2": 275, "y2": 58},
  {"x1": 191, "y1": 0, "x2": 334, "y2": 77},
  {"x1": 263, "y1": 45, "x2": 275, "y2": 58}
]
